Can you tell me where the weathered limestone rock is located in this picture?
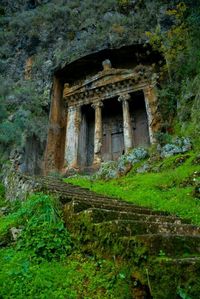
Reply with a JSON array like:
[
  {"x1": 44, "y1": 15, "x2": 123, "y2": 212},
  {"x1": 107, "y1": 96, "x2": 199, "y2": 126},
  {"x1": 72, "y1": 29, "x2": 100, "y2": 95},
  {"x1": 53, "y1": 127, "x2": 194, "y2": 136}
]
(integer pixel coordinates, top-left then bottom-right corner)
[
  {"x1": 10, "y1": 227, "x2": 22, "y2": 241},
  {"x1": 3, "y1": 170, "x2": 36, "y2": 201},
  {"x1": 143, "y1": 85, "x2": 162, "y2": 143},
  {"x1": 24, "y1": 56, "x2": 34, "y2": 80},
  {"x1": 44, "y1": 77, "x2": 66, "y2": 174}
]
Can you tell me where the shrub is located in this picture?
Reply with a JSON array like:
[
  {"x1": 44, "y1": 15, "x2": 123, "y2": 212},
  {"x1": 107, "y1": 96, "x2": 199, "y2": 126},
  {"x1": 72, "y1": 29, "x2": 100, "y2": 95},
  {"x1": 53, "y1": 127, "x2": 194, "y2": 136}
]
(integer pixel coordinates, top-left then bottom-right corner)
[
  {"x1": 0, "y1": 183, "x2": 5, "y2": 201},
  {"x1": 95, "y1": 147, "x2": 148, "y2": 180},
  {"x1": 159, "y1": 137, "x2": 192, "y2": 158},
  {"x1": 0, "y1": 193, "x2": 72, "y2": 260}
]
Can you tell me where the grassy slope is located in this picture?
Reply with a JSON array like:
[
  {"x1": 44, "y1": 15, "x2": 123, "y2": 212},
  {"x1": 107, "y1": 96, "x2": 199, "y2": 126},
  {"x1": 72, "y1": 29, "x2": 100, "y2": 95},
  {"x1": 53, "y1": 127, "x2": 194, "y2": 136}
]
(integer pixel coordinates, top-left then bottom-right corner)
[
  {"x1": 0, "y1": 193, "x2": 131, "y2": 299},
  {"x1": 0, "y1": 249, "x2": 131, "y2": 299},
  {"x1": 65, "y1": 152, "x2": 200, "y2": 225},
  {"x1": 0, "y1": 152, "x2": 199, "y2": 298}
]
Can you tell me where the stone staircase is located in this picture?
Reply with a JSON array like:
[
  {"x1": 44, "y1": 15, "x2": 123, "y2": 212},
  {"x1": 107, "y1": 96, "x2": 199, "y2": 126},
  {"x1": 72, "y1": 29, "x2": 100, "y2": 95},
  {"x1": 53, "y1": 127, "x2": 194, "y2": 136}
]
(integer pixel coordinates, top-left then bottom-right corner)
[
  {"x1": 33, "y1": 176, "x2": 200, "y2": 297},
  {"x1": 37, "y1": 177, "x2": 200, "y2": 260}
]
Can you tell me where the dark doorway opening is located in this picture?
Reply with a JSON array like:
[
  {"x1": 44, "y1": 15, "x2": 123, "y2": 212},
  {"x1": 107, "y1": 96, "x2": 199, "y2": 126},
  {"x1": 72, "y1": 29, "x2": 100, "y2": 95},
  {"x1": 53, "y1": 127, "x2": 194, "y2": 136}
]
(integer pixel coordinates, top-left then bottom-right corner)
[
  {"x1": 78, "y1": 105, "x2": 95, "y2": 167},
  {"x1": 102, "y1": 98, "x2": 124, "y2": 161},
  {"x1": 129, "y1": 91, "x2": 150, "y2": 147}
]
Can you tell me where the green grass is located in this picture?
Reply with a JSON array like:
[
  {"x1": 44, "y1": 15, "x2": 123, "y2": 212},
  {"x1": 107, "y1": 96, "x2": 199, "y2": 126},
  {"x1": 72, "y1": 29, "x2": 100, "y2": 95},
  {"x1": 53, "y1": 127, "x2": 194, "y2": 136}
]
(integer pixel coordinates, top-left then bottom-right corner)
[
  {"x1": 0, "y1": 193, "x2": 132, "y2": 299},
  {"x1": 0, "y1": 249, "x2": 131, "y2": 299},
  {"x1": 0, "y1": 154, "x2": 200, "y2": 298},
  {"x1": 65, "y1": 152, "x2": 200, "y2": 225}
]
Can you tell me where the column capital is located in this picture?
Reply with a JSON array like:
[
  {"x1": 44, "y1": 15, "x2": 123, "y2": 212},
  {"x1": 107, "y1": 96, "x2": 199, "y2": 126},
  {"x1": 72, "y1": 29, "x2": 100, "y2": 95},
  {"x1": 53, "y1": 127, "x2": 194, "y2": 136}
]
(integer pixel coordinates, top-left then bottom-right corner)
[
  {"x1": 143, "y1": 85, "x2": 152, "y2": 95},
  {"x1": 68, "y1": 104, "x2": 82, "y2": 112},
  {"x1": 118, "y1": 93, "x2": 131, "y2": 103},
  {"x1": 91, "y1": 101, "x2": 103, "y2": 110},
  {"x1": 68, "y1": 106, "x2": 76, "y2": 113}
]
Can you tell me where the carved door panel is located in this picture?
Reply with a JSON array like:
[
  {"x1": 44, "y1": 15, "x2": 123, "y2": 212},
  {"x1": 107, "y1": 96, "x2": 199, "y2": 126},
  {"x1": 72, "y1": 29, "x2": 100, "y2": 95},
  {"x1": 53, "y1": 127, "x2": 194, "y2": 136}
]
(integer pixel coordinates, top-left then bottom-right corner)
[
  {"x1": 102, "y1": 121, "x2": 112, "y2": 161},
  {"x1": 102, "y1": 117, "x2": 124, "y2": 161},
  {"x1": 87, "y1": 121, "x2": 94, "y2": 166},
  {"x1": 132, "y1": 109, "x2": 150, "y2": 147},
  {"x1": 112, "y1": 132, "x2": 124, "y2": 160},
  {"x1": 78, "y1": 114, "x2": 87, "y2": 167}
]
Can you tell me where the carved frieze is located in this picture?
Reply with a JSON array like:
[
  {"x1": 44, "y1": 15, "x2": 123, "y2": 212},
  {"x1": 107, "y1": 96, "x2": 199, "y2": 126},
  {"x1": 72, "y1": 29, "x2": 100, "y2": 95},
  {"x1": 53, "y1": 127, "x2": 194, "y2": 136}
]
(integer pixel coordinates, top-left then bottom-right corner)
[{"x1": 63, "y1": 64, "x2": 157, "y2": 107}]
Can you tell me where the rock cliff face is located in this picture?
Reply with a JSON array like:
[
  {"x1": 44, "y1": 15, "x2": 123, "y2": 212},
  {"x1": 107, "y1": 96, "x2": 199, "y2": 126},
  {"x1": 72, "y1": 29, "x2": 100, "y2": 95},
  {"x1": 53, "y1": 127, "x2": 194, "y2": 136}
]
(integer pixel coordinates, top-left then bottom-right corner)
[{"x1": 0, "y1": 0, "x2": 192, "y2": 173}]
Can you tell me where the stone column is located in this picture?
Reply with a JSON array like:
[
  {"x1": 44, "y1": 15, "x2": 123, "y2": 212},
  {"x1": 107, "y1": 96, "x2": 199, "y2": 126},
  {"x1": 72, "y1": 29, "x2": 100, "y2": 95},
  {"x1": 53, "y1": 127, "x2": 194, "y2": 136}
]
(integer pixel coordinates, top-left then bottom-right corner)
[
  {"x1": 143, "y1": 86, "x2": 160, "y2": 144},
  {"x1": 92, "y1": 101, "x2": 103, "y2": 165},
  {"x1": 118, "y1": 93, "x2": 133, "y2": 152},
  {"x1": 65, "y1": 105, "x2": 81, "y2": 169}
]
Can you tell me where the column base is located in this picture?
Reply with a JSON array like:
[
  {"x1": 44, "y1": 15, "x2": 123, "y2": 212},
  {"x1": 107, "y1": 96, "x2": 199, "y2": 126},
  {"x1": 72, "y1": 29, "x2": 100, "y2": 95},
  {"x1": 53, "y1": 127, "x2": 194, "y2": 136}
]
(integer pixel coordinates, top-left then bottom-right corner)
[
  {"x1": 92, "y1": 155, "x2": 102, "y2": 168},
  {"x1": 62, "y1": 165, "x2": 80, "y2": 176},
  {"x1": 124, "y1": 146, "x2": 133, "y2": 154}
]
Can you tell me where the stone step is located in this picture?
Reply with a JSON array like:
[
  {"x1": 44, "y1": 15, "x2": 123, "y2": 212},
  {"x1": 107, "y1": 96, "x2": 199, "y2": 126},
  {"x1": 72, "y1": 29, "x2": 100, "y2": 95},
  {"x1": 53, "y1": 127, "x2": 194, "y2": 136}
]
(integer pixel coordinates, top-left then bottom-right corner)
[
  {"x1": 64, "y1": 200, "x2": 173, "y2": 217},
  {"x1": 40, "y1": 184, "x2": 119, "y2": 202},
  {"x1": 37, "y1": 178, "x2": 172, "y2": 213},
  {"x1": 42, "y1": 183, "x2": 93, "y2": 194},
  {"x1": 80, "y1": 234, "x2": 200, "y2": 259},
  {"x1": 86, "y1": 220, "x2": 200, "y2": 240},
  {"x1": 54, "y1": 191, "x2": 117, "y2": 202},
  {"x1": 74, "y1": 208, "x2": 185, "y2": 224},
  {"x1": 36, "y1": 178, "x2": 183, "y2": 219},
  {"x1": 38, "y1": 179, "x2": 109, "y2": 197},
  {"x1": 117, "y1": 234, "x2": 200, "y2": 257}
]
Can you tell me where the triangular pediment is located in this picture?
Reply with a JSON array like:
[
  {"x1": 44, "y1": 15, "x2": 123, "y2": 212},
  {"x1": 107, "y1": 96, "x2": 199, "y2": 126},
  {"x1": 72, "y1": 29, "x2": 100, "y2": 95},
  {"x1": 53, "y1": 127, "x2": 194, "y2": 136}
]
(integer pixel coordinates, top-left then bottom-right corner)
[{"x1": 64, "y1": 65, "x2": 150, "y2": 98}]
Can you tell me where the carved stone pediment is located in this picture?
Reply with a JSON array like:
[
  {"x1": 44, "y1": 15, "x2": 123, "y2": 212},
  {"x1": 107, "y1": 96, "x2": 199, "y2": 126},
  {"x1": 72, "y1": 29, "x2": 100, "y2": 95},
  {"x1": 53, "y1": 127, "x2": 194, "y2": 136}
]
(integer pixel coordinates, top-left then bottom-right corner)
[{"x1": 64, "y1": 65, "x2": 152, "y2": 99}]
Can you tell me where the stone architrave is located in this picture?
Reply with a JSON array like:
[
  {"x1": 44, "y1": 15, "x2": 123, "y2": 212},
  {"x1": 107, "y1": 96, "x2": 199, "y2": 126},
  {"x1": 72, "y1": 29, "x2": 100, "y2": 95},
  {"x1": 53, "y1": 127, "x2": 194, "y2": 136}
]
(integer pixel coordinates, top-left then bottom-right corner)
[
  {"x1": 65, "y1": 105, "x2": 81, "y2": 168},
  {"x1": 143, "y1": 86, "x2": 159, "y2": 144},
  {"x1": 118, "y1": 94, "x2": 133, "y2": 152},
  {"x1": 92, "y1": 101, "x2": 103, "y2": 165}
]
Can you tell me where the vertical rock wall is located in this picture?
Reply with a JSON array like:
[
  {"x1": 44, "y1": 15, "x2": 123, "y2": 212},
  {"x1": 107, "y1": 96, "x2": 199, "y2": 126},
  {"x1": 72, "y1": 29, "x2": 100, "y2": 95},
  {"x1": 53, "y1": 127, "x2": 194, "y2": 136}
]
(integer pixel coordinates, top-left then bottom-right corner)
[{"x1": 44, "y1": 77, "x2": 66, "y2": 174}]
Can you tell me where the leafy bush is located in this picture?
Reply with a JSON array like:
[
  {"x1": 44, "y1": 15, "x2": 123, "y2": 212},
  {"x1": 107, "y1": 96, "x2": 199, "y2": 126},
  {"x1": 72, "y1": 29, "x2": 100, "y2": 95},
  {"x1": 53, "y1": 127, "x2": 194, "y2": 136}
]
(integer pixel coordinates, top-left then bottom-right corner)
[
  {"x1": 0, "y1": 193, "x2": 72, "y2": 260},
  {"x1": 17, "y1": 219, "x2": 72, "y2": 261},
  {"x1": 159, "y1": 137, "x2": 192, "y2": 158},
  {"x1": 147, "y1": 2, "x2": 200, "y2": 140},
  {"x1": 154, "y1": 132, "x2": 172, "y2": 146},
  {"x1": 95, "y1": 161, "x2": 118, "y2": 180},
  {"x1": 94, "y1": 148, "x2": 148, "y2": 180},
  {"x1": 0, "y1": 250, "x2": 132, "y2": 299},
  {"x1": 118, "y1": 147, "x2": 148, "y2": 172},
  {"x1": 0, "y1": 191, "x2": 133, "y2": 298},
  {"x1": 0, "y1": 182, "x2": 5, "y2": 201},
  {"x1": 0, "y1": 182, "x2": 6, "y2": 211}
]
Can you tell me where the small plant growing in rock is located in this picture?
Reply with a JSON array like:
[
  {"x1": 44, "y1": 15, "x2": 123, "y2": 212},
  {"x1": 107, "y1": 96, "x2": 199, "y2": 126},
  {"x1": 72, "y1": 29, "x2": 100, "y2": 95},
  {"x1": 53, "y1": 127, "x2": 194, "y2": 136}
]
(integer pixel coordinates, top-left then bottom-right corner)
[{"x1": 158, "y1": 249, "x2": 166, "y2": 257}]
